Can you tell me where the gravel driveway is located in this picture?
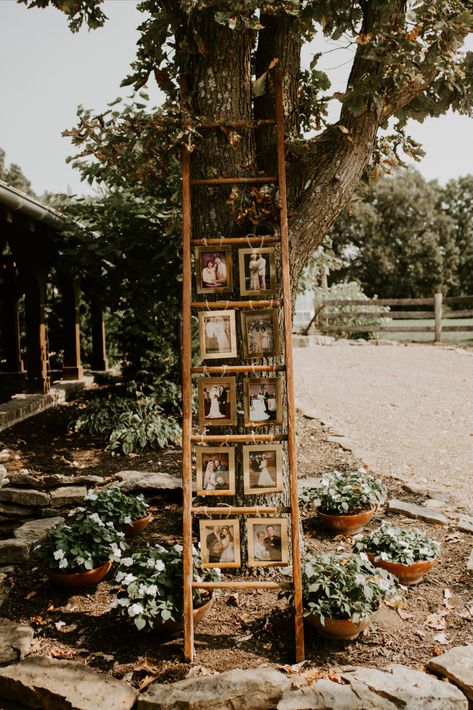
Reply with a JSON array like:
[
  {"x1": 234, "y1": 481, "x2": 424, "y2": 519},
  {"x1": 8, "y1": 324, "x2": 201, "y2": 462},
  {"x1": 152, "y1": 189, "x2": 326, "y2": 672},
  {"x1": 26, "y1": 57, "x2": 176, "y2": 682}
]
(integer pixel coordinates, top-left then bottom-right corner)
[{"x1": 294, "y1": 343, "x2": 473, "y2": 509}]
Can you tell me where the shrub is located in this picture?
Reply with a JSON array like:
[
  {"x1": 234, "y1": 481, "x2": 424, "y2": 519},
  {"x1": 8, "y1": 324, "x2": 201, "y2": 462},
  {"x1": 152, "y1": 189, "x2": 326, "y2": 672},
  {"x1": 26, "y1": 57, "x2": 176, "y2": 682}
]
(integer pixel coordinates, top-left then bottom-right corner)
[
  {"x1": 352, "y1": 523, "x2": 441, "y2": 565},
  {"x1": 315, "y1": 281, "x2": 389, "y2": 339},
  {"x1": 79, "y1": 487, "x2": 149, "y2": 526},
  {"x1": 300, "y1": 469, "x2": 386, "y2": 515}
]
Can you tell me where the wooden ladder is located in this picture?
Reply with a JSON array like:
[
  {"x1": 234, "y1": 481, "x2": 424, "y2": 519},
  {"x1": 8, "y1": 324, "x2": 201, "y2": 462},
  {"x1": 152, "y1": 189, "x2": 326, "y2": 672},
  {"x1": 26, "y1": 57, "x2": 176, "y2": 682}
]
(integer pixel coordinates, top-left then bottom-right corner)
[{"x1": 180, "y1": 69, "x2": 304, "y2": 663}]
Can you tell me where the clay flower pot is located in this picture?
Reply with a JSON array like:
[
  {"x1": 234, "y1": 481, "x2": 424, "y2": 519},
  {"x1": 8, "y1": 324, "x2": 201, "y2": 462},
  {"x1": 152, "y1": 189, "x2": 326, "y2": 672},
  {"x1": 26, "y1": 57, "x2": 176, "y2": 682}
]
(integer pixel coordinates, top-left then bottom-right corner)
[
  {"x1": 367, "y1": 554, "x2": 436, "y2": 585},
  {"x1": 45, "y1": 560, "x2": 113, "y2": 589},
  {"x1": 305, "y1": 612, "x2": 369, "y2": 640},
  {"x1": 316, "y1": 507, "x2": 375, "y2": 535},
  {"x1": 122, "y1": 514, "x2": 153, "y2": 539},
  {"x1": 154, "y1": 595, "x2": 214, "y2": 635}
]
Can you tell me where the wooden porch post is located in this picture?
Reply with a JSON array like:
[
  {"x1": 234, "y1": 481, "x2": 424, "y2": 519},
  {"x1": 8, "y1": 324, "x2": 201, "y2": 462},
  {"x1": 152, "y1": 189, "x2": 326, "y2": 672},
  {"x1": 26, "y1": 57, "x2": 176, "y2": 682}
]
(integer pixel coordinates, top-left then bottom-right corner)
[
  {"x1": 1, "y1": 256, "x2": 24, "y2": 374},
  {"x1": 24, "y1": 265, "x2": 50, "y2": 394},
  {"x1": 61, "y1": 275, "x2": 84, "y2": 380},
  {"x1": 90, "y1": 297, "x2": 109, "y2": 371}
]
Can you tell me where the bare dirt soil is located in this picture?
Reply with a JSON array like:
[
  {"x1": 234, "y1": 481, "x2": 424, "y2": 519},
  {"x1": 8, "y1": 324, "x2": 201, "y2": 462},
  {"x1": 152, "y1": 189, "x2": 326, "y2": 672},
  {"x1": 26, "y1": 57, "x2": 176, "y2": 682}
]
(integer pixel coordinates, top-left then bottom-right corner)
[{"x1": 0, "y1": 403, "x2": 472, "y2": 689}]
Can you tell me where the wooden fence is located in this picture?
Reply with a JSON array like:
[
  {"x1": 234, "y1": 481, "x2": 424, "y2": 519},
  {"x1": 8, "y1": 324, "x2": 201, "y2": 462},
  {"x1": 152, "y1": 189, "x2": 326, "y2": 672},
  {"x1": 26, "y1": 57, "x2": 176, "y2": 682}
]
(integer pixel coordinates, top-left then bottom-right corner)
[{"x1": 313, "y1": 293, "x2": 473, "y2": 342}]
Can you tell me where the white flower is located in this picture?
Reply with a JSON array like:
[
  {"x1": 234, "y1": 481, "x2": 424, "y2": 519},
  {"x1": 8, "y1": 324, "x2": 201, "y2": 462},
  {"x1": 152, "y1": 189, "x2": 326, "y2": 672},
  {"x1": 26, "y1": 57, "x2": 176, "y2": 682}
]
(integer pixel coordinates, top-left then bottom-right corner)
[
  {"x1": 88, "y1": 512, "x2": 105, "y2": 527},
  {"x1": 128, "y1": 603, "x2": 144, "y2": 617},
  {"x1": 146, "y1": 584, "x2": 158, "y2": 596},
  {"x1": 378, "y1": 577, "x2": 391, "y2": 591},
  {"x1": 53, "y1": 549, "x2": 65, "y2": 560},
  {"x1": 75, "y1": 556, "x2": 85, "y2": 566},
  {"x1": 58, "y1": 558, "x2": 68, "y2": 569},
  {"x1": 124, "y1": 515, "x2": 132, "y2": 525},
  {"x1": 122, "y1": 573, "x2": 137, "y2": 585},
  {"x1": 121, "y1": 557, "x2": 134, "y2": 567},
  {"x1": 84, "y1": 491, "x2": 98, "y2": 501},
  {"x1": 154, "y1": 559, "x2": 165, "y2": 572},
  {"x1": 173, "y1": 544, "x2": 183, "y2": 553},
  {"x1": 110, "y1": 543, "x2": 122, "y2": 561}
]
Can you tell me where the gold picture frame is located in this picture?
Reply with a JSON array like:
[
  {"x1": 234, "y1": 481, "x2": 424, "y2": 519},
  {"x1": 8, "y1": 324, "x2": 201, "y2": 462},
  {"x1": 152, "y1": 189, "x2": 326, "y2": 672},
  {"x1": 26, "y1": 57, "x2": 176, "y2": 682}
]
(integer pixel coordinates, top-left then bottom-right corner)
[
  {"x1": 199, "y1": 310, "x2": 237, "y2": 360},
  {"x1": 240, "y1": 309, "x2": 280, "y2": 359},
  {"x1": 247, "y1": 517, "x2": 289, "y2": 567},
  {"x1": 198, "y1": 377, "x2": 237, "y2": 427},
  {"x1": 242, "y1": 444, "x2": 283, "y2": 494},
  {"x1": 238, "y1": 247, "x2": 276, "y2": 296},
  {"x1": 196, "y1": 446, "x2": 236, "y2": 496},
  {"x1": 195, "y1": 246, "x2": 233, "y2": 294},
  {"x1": 243, "y1": 377, "x2": 282, "y2": 427},
  {"x1": 199, "y1": 518, "x2": 241, "y2": 569}
]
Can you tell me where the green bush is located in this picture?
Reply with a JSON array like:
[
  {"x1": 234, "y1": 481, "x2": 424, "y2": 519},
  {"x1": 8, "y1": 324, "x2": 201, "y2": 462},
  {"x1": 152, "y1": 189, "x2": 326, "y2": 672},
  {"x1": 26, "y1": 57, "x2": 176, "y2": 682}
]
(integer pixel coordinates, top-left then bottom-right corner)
[
  {"x1": 315, "y1": 281, "x2": 389, "y2": 339},
  {"x1": 74, "y1": 391, "x2": 181, "y2": 455}
]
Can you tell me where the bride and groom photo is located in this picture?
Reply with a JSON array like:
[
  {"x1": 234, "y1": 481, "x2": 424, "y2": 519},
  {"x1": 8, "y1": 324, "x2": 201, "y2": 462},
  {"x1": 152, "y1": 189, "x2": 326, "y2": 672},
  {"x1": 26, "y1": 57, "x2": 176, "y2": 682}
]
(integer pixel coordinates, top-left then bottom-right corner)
[
  {"x1": 198, "y1": 377, "x2": 236, "y2": 427},
  {"x1": 195, "y1": 446, "x2": 236, "y2": 496},
  {"x1": 244, "y1": 377, "x2": 282, "y2": 427},
  {"x1": 200, "y1": 519, "x2": 241, "y2": 569}
]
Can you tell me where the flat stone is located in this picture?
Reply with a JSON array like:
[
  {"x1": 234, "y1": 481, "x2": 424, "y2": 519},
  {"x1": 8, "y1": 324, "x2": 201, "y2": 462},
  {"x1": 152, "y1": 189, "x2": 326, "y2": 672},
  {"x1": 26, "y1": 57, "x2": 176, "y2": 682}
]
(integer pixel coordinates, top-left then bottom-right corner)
[
  {"x1": 467, "y1": 550, "x2": 473, "y2": 571},
  {"x1": 0, "y1": 450, "x2": 11, "y2": 463},
  {"x1": 0, "y1": 488, "x2": 50, "y2": 508},
  {"x1": 14, "y1": 517, "x2": 63, "y2": 549},
  {"x1": 0, "y1": 540, "x2": 29, "y2": 564},
  {"x1": 388, "y1": 499, "x2": 449, "y2": 525},
  {"x1": 423, "y1": 498, "x2": 447, "y2": 510},
  {"x1": 457, "y1": 515, "x2": 473, "y2": 534},
  {"x1": 6, "y1": 472, "x2": 39, "y2": 488},
  {"x1": 428, "y1": 646, "x2": 473, "y2": 701},
  {"x1": 0, "y1": 655, "x2": 138, "y2": 710},
  {"x1": 49, "y1": 486, "x2": 87, "y2": 508},
  {"x1": 0, "y1": 503, "x2": 35, "y2": 518},
  {"x1": 138, "y1": 667, "x2": 291, "y2": 710},
  {"x1": 341, "y1": 664, "x2": 467, "y2": 709},
  {"x1": 0, "y1": 478, "x2": 10, "y2": 488},
  {"x1": 278, "y1": 678, "x2": 397, "y2": 709},
  {"x1": 0, "y1": 619, "x2": 34, "y2": 663},
  {"x1": 116, "y1": 471, "x2": 183, "y2": 493},
  {"x1": 0, "y1": 465, "x2": 7, "y2": 479}
]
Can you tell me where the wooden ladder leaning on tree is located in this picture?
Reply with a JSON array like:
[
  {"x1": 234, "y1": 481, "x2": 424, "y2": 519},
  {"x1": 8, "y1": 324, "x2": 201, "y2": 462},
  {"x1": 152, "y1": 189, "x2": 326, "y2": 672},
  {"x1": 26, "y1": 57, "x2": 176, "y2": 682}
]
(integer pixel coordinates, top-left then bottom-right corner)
[{"x1": 180, "y1": 68, "x2": 304, "y2": 663}]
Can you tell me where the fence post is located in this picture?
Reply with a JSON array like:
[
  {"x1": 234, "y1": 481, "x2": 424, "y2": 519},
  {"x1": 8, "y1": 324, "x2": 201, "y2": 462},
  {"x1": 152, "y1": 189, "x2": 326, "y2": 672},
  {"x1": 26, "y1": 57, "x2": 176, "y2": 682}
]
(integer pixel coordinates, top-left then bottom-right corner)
[{"x1": 434, "y1": 292, "x2": 443, "y2": 343}]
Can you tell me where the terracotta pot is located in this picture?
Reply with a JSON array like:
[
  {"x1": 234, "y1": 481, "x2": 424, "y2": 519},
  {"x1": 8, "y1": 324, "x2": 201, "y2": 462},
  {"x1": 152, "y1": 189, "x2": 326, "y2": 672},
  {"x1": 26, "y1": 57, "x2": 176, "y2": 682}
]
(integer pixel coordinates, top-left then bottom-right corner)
[
  {"x1": 367, "y1": 554, "x2": 436, "y2": 585},
  {"x1": 305, "y1": 612, "x2": 369, "y2": 640},
  {"x1": 45, "y1": 560, "x2": 113, "y2": 589},
  {"x1": 122, "y1": 514, "x2": 153, "y2": 538},
  {"x1": 316, "y1": 507, "x2": 375, "y2": 535},
  {"x1": 154, "y1": 595, "x2": 214, "y2": 635}
]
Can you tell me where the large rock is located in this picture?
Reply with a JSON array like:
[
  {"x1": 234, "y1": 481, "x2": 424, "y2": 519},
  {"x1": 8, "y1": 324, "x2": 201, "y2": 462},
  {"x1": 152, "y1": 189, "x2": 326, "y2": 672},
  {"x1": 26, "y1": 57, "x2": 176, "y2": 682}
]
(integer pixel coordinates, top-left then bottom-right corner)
[
  {"x1": 138, "y1": 667, "x2": 292, "y2": 710},
  {"x1": 0, "y1": 450, "x2": 11, "y2": 463},
  {"x1": 0, "y1": 655, "x2": 138, "y2": 710},
  {"x1": 457, "y1": 515, "x2": 473, "y2": 534},
  {"x1": 49, "y1": 486, "x2": 87, "y2": 508},
  {"x1": 116, "y1": 470, "x2": 183, "y2": 493},
  {"x1": 0, "y1": 503, "x2": 35, "y2": 518},
  {"x1": 278, "y1": 678, "x2": 397, "y2": 709},
  {"x1": 341, "y1": 665, "x2": 467, "y2": 709},
  {"x1": 0, "y1": 488, "x2": 50, "y2": 508},
  {"x1": 0, "y1": 619, "x2": 34, "y2": 663},
  {"x1": 0, "y1": 465, "x2": 7, "y2": 479},
  {"x1": 0, "y1": 540, "x2": 29, "y2": 564},
  {"x1": 6, "y1": 472, "x2": 38, "y2": 488},
  {"x1": 388, "y1": 499, "x2": 449, "y2": 525},
  {"x1": 14, "y1": 517, "x2": 63, "y2": 549},
  {"x1": 428, "y1": 645, "x2": 473, "y2": 701}
]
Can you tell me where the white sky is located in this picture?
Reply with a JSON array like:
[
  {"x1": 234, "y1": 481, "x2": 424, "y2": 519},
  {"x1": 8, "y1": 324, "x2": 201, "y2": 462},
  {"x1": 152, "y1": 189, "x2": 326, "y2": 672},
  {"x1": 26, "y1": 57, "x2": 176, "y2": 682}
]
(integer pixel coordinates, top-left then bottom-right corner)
[{"x1": 0, "y1": 0, "x2": 472, "y2": 197}]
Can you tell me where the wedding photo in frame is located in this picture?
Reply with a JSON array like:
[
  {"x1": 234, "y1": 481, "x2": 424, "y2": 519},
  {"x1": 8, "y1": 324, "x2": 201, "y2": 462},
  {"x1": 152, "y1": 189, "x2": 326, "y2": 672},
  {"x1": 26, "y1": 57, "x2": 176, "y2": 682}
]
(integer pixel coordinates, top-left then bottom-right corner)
[
  {"x1": 247, "y1": 517, "x2": 289, "y2": 567},
  {"x1": 243, "y1": 444, "x2": 283, "y2": 494},
  {"x1": 238, "y1": 247, "x2": 276, "y2": 296},
  {"x1": 198, "y1": 377, "x2": 237, "y2": 427},
  {"x1": 240, "y1": 309, "x2": 280, "y2": 359},
  {"x1": 198, "y1": 310, "x2": 237, "y2": 360},
  {"x1": 195, "y1": 446, "x2": 236, "y2": 496},
  {"x1": 195, "y1": 246, "x2": 233, "y2": 294},
  {"x1": 199, "y1": 518, "x2": 241, "y2": 569},
  {"x1": 243, "y1": 377, "x2": 283, "y2": 427}
]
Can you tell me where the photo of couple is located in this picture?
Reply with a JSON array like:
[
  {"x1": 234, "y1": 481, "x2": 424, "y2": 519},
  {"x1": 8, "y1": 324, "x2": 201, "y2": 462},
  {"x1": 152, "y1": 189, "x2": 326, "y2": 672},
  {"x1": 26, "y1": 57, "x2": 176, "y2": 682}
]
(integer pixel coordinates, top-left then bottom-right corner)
[
  {"x1": 243, "y1": 445, "x2": 283, "y2": 494},
  {"x1": 200, "y1": 519, "x2": 241, "y2": 568},
  {"x1": 239, "y1": 248, "x2": 276, "y2": 296},
  {"x1": 195, "y1": 247, "x2": 232, "y2": 294},
  {"x1": 196, "y1": 447, "x2": 236, "y2": 496},
  {"x1": 198, "y1": 377, "x2": 236, "y2": 427},
  {"x1": 199, "y1": 311, "x2": 237, "y2": 359},
  {"x1": 241, "y1": 309, "x2": 279, "y2": 359},
  {"x1": 244, "y1": 378, "x2": 282, "y2": 427},
  {"x1": 247, "y1": 518, "x2": 288, "y2": 567}
]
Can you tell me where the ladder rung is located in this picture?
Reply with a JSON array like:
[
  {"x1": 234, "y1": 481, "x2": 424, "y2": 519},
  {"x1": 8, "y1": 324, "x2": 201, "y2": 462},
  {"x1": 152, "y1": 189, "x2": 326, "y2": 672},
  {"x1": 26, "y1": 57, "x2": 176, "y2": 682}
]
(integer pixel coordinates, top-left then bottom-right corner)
[
  {"x1": 192, "y1": 506, "x2": 291, "y2": 515},
  {"x1": 191, "y1": 236, "x2": 279, "y2": 246},
  {"x1": 191, "y1": 176, "x2": 277, "y2": 186},
  {"x1": 192, "y1": 581, "x2": 293, "y2": 590},
  {"x1": 199, "y1": 119, "x2": 276, "y2": 129},
  {"x1": 191, "y1": 365, "x2": 285, "y2": 374},
  {"x1": 192, "y1": 299, "x2": 282, "y2": 310},
  {"x1": 191, "y1": 434, "x2": 287, "y2": 443}
]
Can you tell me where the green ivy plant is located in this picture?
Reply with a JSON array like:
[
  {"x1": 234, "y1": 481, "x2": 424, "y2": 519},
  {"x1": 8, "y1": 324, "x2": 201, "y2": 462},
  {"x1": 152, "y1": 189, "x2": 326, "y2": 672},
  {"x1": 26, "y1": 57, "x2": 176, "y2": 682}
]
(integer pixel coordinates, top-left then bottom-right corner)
[
  {"x1": 112, "y1": 544, "x2": 221, "y2": 631},
  {"x1": 352, "y1": 523, "x2": 441, "y2": 565},
  {"x1": 302, "y1": 552, "x2": 398, "y2": 624},
  {"x1": 78, "y1": 487, "x2": 149, "y2": 527},
  {"x1": 35, "y1": 514, "x2": 128, "y2": 573},
  {"x1": 301, "y1": 470, "x2": 386, "y2": 516}
]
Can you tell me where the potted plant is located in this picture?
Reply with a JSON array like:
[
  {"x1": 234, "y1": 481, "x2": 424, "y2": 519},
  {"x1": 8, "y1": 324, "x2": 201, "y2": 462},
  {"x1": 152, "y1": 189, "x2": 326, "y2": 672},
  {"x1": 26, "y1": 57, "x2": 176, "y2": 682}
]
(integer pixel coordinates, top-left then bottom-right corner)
[
  {"x1": 112, "y1": 543, "x2": 220, "y2": 632},
  {"x1": 302, "y1": 552, "x2": 398, "y2": 640},
  {"x1": 352, "y1": 522, "x2": 441, "y2": 585},
  {"x1": 301, "y1": 470, "x2": 386, "y2": 534},
  {"x1": 36, "y1": 513, "x2": 128, "y2": 589},
  {"x1": 80, "y1": 487, "x2": 152, "y2": 538}
]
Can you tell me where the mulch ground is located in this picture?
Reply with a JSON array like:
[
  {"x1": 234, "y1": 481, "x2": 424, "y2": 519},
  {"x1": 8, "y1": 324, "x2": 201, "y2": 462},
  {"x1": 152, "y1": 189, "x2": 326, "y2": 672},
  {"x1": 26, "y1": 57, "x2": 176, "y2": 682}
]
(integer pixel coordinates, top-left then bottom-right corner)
[{"x1": 0, "y1": 401, "x2": 472, "y2": 689}]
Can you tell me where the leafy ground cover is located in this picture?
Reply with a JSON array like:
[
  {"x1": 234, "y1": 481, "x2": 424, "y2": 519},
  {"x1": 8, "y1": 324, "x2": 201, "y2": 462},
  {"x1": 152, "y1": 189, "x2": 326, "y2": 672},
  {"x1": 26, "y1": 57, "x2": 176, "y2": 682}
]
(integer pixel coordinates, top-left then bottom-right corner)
[{"x1": 0, "y1": 403, "x2": 472, "y2": 688}]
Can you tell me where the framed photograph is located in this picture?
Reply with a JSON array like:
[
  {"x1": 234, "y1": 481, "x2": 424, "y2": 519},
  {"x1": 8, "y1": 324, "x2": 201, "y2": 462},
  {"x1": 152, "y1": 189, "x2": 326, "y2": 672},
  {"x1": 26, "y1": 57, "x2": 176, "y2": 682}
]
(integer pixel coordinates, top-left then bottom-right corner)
[
  {"x1": 198, "y1": 377, "x2": 237, "y2": 427},
  {"x1": 240, "y1": 309, "x2": 280, "y2": 359},
  {"x1": 199, "y1": 519, "x2": 241, "y2": 568},
  {"x1": 247, "y1": 518, "x2": 289, "y2": 567},
  {"x1": 238, "y1": 247, "x2": 276, "y2": 296},
  {"x1": 243, "y1": 444, "x2": 283, "y2": 494},
  {"x1": 196, "y1": 447, "x2": 236, "y2": 496},
  {"x1": 199, "y1": 310, "x2": 237, "y2": 360},
  {"x1": 195, "y1": 246, "x2": 233, "y2": 294},
  {"x1": 243, "y1": 377, "x2": 282, "y2": 427}
]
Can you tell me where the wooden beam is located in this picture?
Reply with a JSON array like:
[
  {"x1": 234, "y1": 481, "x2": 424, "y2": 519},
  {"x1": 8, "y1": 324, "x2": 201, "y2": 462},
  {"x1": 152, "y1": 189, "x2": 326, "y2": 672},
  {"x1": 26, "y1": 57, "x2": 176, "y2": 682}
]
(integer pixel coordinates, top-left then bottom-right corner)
[{"x1": 191, "y1": 176, "x2": 277, "y2": 186}]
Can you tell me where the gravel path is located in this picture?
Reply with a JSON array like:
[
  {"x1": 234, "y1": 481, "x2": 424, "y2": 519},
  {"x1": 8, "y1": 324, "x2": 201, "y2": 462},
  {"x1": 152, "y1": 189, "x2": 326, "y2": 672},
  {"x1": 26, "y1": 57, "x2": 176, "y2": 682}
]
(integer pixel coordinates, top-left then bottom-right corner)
[{"x1": 294, "y1": 343, "x2": 473, "y2": 509}]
